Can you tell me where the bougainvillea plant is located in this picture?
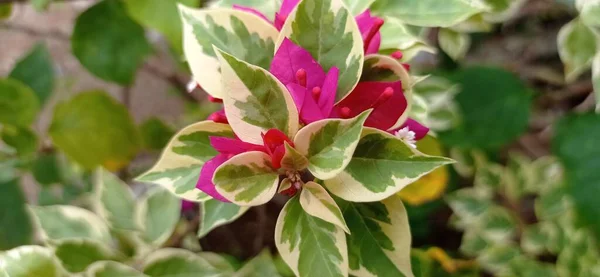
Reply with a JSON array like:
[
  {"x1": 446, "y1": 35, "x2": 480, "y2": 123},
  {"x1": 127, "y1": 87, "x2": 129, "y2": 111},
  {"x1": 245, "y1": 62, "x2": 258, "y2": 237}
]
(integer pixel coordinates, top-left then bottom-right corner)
[{"x1": 138, "y1": 0, "x2": 453, "y2": 276}]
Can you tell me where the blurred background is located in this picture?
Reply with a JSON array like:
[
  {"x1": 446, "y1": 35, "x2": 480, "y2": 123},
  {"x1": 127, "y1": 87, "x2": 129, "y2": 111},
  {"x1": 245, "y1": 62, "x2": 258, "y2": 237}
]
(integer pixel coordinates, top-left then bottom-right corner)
[{"x1": 1, "y1": 0, "x2": 599, "y2": 276}]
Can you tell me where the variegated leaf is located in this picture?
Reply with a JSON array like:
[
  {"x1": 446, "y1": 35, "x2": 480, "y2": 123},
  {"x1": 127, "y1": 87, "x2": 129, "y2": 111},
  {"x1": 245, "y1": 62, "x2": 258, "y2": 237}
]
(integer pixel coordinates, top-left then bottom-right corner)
[
  {"x1": 275, "y1": 196, "x2": 348, "y2": 277},
  {"x1": 342, "y1": 0, "x2": 375, "y2": 15},
  {"x1": 235, "y1": 249, "x2": 281, "y2": 277},
  {"x1": 593, "y1": 53, "x2": 600, "y2": 111},
  {"x1": 215, "y1": 48, "x2": 299, "y2": 144},
  {"x1": 85, "y1": 261, "x2": 145, "y2": 277},
  {"x1": 438, "y1": 28, "x2": 471, "y2": 61},
  {"x1": 210, "y1": 0, "x2": 281, "y2": 21},
  {"x1": 336, "y1": 195, "x2": 414, "y2": 277},
  {"x1": 179, "y1": 5, "x2": 279, "y2": 98},
  {"x1": 379, "y1": 17, "x2": 435, "y2": 58},
  {"x1": 137, "y1": 187, "x2": 181, "y2": 246},
  {"x1": 324, "y1": 128, "x2": 453, "y2": 202},
  {"x1": 361, "y1": 54, "x2": 413, "y2": 130},
  {"x1": 281, "y1": 142, "x2": 309, "y2": 171},
  {"x1": 370, "y1": 0, "x2": 486, "y2": 27},
  {"x1": 300, "y1": 181, "x2": 350, "y2": 233},
  {"x1": 142, "y1": 248, "x2": 221, "y2": 276},
  {"x1": 293, "y1": 111, "x2": 369, "y2": 180},
  {"x1": 54, "y1": 239, "x2": 119, "y2": 273},
  {"x1": 277, "y1": 0, "x2": 364, "y2": 102},
  {"x1": 198, "y1": 198, "x2": 249, "y2": 238},
  {"x1": 0, "y1": 245, "x2": 63, "y2": 277},
  {"x1": 213, "y1": 151, "x2": 279, "y2": 206},
  {"x1": 29, "y1": 205, "x2": 112, "y2": 244},
  {"x1": 557, "y1": 17, "x2": 597, "y2": 82},
  {"x1": 136, "y1": 121, "x2": 234, "y2": 202},
  {"x1": 93, "y1": 170, "x2": 140, "y2": 231}
]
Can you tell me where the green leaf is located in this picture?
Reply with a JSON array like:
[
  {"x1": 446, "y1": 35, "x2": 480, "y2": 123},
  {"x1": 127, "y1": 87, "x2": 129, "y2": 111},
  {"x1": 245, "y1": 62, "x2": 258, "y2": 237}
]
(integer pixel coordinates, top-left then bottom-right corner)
[
  {"x1": 214, "y1": 151, "x2": 279, "y2": 206},
  {"x1": 1, "y1": 125, "x2": 38, "y2": 156},
  {"x1": 336, "y1": 195, "x2": 413, "y2": 277},
  {"x1": 93, "y1": 170, "x2": 140, "y2": 231},
  {"x1": 124, "y1": 0, "x2": 199, "y2": 54},
  {"x1": 521, "y1": 224, "x2": 548, "y2": 256},
  {"x1": 138, "y1": 187, "x2": 181, "y2": 246},
  {"x1": 460, "y1": 230, "x2": 490, "y2": 256},
  {"x1": 275, "y1": 196, "x2": 348, "y2": 277},
  {"x1": 199, "y1": 198, "x2": 249, "y2": 238},
  {"x1": 534, "y1": 185, "x2": 571, "y2": 220},
  {"x1": 446, "y1": 188, "x2": 492, "y2": 225},
  {"x1": 0, "y1": 78, "x2": 40, "y2": 126},
  {"x1": 300, "y1": 181, "x2": 349, "y2": 233},
  {"x1": 277, "y1": 0, "x2": 365, "y2": 101},
  {"x1": 557, "y1": 17, "x2": 598, "y2": 82},
  {"x1": 370, "y1": 0, "x2": 485, "y2": 27},
  {"x1": 139, "y1": 117, "x2": 175, "y2": 151},
  {"x1": 197, "y1": 252, "x2": 238, "y2": 273},
  {"x1": 478, "y1": 207, "x2": 517, "y2": 244},
  {"x1": 137, "y1": 121, "x2": 234, "y2": 202},
  {"x1": 142, "y1": 248, "x2": 221, "y2": 276},
  {"x1": 438, "y1": 28, "x2": 471, "y2": 61},
  {"x1": 477, "y1": 245, "x2": 521, "y2": 275},
  {"x1": 324, "y1": 128, "x2": 453, "y2": 202},
  {"x1": 210, "y1": 0, "x2": 281, "y2": 20},
  {"x1": 578, "y1": 0, "x2": 600, "y2": 28},
  {"x1": 281, "y1": 142, "x2": 309, "y2": 171},
  {"x1": 553, "y1": 113, "x2": 600, "y2": 239},
  {"x1": 294, "y1": 111, "x2": 369, "y2": 179},
  {"x1": 54, "y1": 239, "x2": 117, "y2": 273},
  {"x1": 49, "y1": 91, "x2": 140, "y2": 170},
  {"x1": 31, "y1": 153, "x2": 62, "y2": 186},
  {"x1": 0, "y1": 178, "x2": 33, "y2": 250},
  {"x1": 72, "y1": 0, "x2": 151, "y2": 85},
  {"x1": 236, "y1": 250, "x2": 282, "y2": 277},
  {"x1": 379, "y1": 17, "x2": 436, "y2": 59},
  {"x1": 342, "y1": 0, "x2": 375, "y2": 15},
  {"x1": 439, "y1": 67, "x2": 531, "y2": 150},
  {"x1": 29, "y1": 205, "x2": 112, "y2": 244},
  {"x1": 9, "y1": 43, "x2": 55, "y2": 105},
  {"x1": 85, "y1": 261, "x2": 145, "y2": 277},
  {"x1": 593, "y1": 53, "x2": 600, "y2": 111},
  {"x1": 215, "y1": 48, "x2": 299, "y2": 144},
  {"x1": 0, "y1": 3, "x2": 12, "y2": 19},
  {"x1": 0, "y1": 246, "x2": 62, "y2": 277},
  {"x1": 180, "y1": 5, "x2": 279, "y2": 98}
]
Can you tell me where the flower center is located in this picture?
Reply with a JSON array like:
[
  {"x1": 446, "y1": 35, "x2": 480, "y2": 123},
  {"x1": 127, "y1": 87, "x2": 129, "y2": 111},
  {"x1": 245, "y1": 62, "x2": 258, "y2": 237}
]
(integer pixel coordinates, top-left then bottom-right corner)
[{"x1": 295, "y1": 68, "x2": 307, "y2": 87}]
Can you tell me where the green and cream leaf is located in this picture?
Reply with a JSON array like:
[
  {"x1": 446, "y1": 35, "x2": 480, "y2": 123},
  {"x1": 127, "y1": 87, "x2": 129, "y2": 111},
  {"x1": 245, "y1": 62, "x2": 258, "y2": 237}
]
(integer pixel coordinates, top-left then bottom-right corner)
[
  {"x1": 214, "y1": 151, "x2": 279, "y2": 206},
  {"x1": 370, "y1": 0, "x2": 486, "y2": 27},
  {"x1": 281, "y1": 142, "x2": 309, "y2": 171},
  {"x1": 215, "y1": 48, "x2": 299, "y2": 144},
  {"x1": 136, "y1": 121, "x2": 234, "y2": 202},
  {"x1": 593, "y1": 53, "x2": 600, "y2": 111},
  {"x1": 438, "y1": 28, "x2": 471, "y2": 61},
  {"x1": 29, "y1": 205, "x2": 112, "y2": 244},
  {"x1": 142, "y1": 248, "x2": 221, "y2": 276},
  {"x1": 85, "y1": 261, "x2": 145, "y2": 277},
  {"x1": 294, "y1": 111, "x2": 369, "y2": 180},
  {"x1": 210, "y1": 0, "x2": 281, "y2": 20},
  {"x1": 379, "y1": 17, "x2": 436, "y2": 58},
  {"x1": 337, "y1": 195, "x2": 414, "y2": 277},
  {"x1": 235, "y1": 250, "x2": 282, "y2": 277},
  {"x1": 557, "y1": 17, "x2": 598, "y2": 82},
  {"x1": 0, "y1": 245, "x2": 63, "y2": 277},
  {"x1": 324, "y1": 128, "x2": 453, "y2": 202},
  {"x1": 137, "y1": 187, "x2": 181, "y2": 246},
  {"x1": 275, "y1": 196, "x2": 348, "y2": 277},
  {"x1": 53, "y1": 239, "x2": 119, "y2": 273},
  {"x1": 300, "y1": 181, "x2": 350, "y2": 234},
  {"x1": 94, "y1": 170, "x2": 140, "y2": 231},
  {"x1": 180, "y1": 5, "x2": 279, "y2": 98},
  {"x1": 342, "y1": 0, "x2": 375, "y2": 15},
  {"x1": 277, "y1": 0, "x2": 364, "y2": 101},
  {"x1": 198, "y1": 199, "x2": 249, "y2": 238}
]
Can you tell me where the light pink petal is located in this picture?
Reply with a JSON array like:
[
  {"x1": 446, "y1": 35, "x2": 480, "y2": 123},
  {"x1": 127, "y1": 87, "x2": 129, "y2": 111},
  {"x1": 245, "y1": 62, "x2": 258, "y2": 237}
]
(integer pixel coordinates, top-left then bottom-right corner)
[
  {"x1": 233, "y1": 5, "x2": 272, "y2": 24},
  {"x1": 196, "y1": 154, "x2": 230, "y2": 202},
  {"x1": 318, "y1": 67, "x2": 339, "y2": 116},
  {"x1": 286, "y1": 83, "x2": 307, "y2": 113},
  {"x1": 210, "y1": 136, "x2": 265, "y2": 155},
  {"x1": 401, "y1": 118, "x2": 429, "y2": 140},
  {"x1": 270, "y1": 38, "x2": 325, "y2": 89},
  {"x1": 334, "y1": 81, "x2": 406, "y2": 130}
]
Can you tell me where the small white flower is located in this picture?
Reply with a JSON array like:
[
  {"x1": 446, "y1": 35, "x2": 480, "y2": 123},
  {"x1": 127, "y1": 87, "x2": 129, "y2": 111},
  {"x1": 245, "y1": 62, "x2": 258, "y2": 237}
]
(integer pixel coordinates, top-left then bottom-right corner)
[
  {"x1": 394, "y1": 127, "x2": 417, "y2": 149},
  {"x1": 186, "y1": 79, "x2": 198, "y2": 93}
]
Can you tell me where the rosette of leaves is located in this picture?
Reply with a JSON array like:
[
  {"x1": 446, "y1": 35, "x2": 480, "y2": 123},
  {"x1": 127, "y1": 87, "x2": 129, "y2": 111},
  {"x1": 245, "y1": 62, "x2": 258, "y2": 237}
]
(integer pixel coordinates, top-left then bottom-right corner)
[
  {"x1": 0, "y1": 170, "x2": 289, "y2": 277},
  {"x1": 446, "y1": 153, "x2": 600, "y2": 276},
  {"x1": 557, "y1": 0, "x2": 600, "y2": 109},
  {"x1": 137, "y1": 0, "x2": 453, "y2": 276}
]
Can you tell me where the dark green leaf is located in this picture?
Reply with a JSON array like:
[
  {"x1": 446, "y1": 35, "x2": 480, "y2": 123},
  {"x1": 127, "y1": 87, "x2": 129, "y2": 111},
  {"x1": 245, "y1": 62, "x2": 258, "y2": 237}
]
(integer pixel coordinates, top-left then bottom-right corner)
[
  {"x1": 439, "y1": 67, "x2": 532, "y2": 150},
  {"x1": 553, "y1": 113, "x2": 600, "y2": 240},
  {"x1": 0, "y1": 178, "x2": 34, "y2": 250},
  {"x1": 49, "y1": 91, "x2": 140, "y2": 170},
  {"x1": 1, "y1": 125, "x2": 38, "y2": 155},
  {"x1": 139, "y1": 117, "x2": 175, "y2": 151},
  {"x1": 72, "y1": 0, "x2": 151, "y2": 85},
  {"x1": 9, "y1": 43, "x2": 55, "y2": 104},
  {"x1": 0, "y1": 78, "x2": 40, "y2": 126},
  {"x1": 32, "y1": 153, "x2": 62, "y2": 186}
]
